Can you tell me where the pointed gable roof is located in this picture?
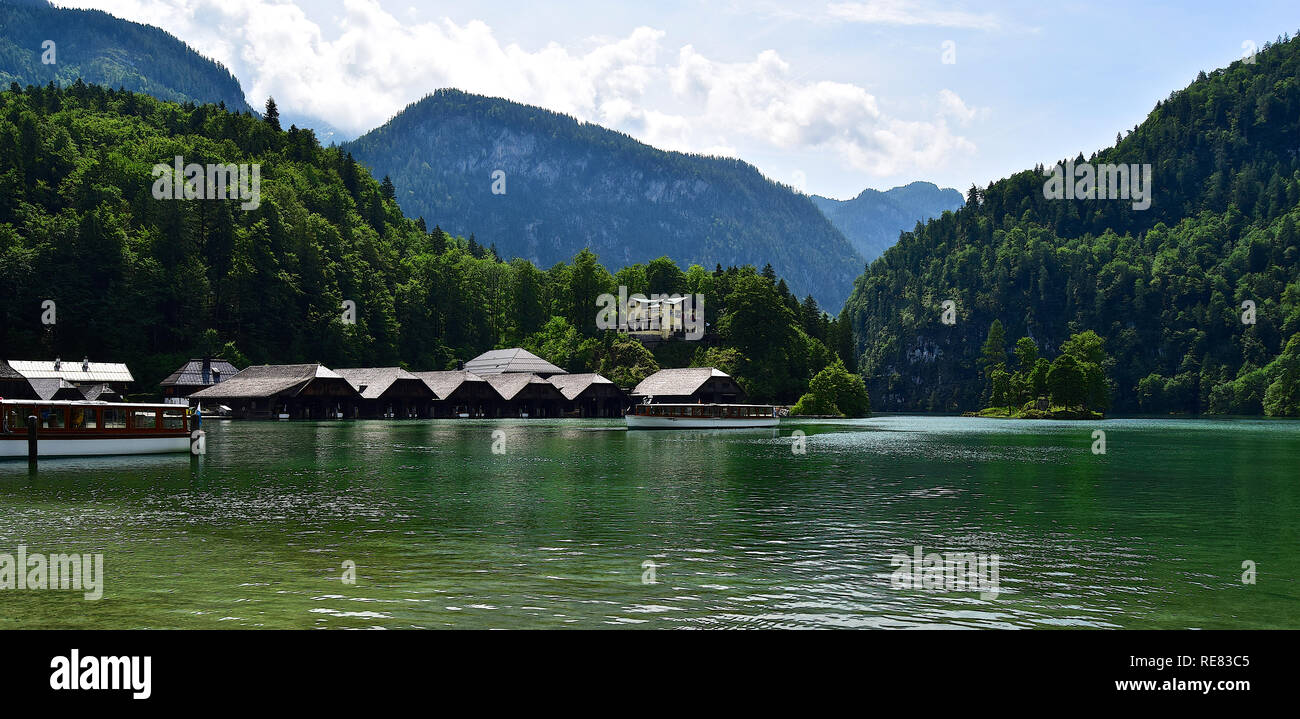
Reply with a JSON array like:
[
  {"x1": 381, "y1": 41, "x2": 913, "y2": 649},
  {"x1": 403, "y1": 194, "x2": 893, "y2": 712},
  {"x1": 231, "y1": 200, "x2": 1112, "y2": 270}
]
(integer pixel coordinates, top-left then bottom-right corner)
[
  {"x1": 334, "y1": 367, "x2": 432, "y2": 399},
  {"x1": 485, "y1": 373, "x2": 563, "y2": 401},
  {"x1": 0, "y1": 360, "x2": 25, "y2": 380},
  {"x1": 410, "y1": 371, "x2": 489, "y2": 400},
  {"x1": 190, "y1": 364, "x2": 351, "y2": 399},
  {"x1": 547, "y1": 373, "x2": 618, "y2": 400},
  {"x1": 631, "y1": 367, "x2": 729, "y2": 397},
  {"x1": 463, "y1": 348, "x2": 566, "y2": 376},
  {"x1": 159, "y1": 358, "x2": 240, "y2": 387}
]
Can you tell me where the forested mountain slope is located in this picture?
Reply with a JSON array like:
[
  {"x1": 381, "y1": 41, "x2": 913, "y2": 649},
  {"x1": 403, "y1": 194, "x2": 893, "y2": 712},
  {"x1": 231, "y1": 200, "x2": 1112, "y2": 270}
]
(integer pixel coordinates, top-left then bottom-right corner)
[
  {"x1": 844, "y1": 32, "x2": 1300, "y2": 415},
  {"x1": 0, "y1": 0, "x2": 251, "y2": 112},
  {"x1": 343, "y1": 89, "x2": 864, "y2": 310}
]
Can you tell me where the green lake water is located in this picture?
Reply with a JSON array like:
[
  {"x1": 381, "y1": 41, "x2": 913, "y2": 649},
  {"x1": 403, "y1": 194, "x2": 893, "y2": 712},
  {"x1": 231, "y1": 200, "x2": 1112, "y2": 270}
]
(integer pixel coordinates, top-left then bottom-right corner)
[{"x1": 0, "y1": 416, "x2": 1296, "y2": 629}]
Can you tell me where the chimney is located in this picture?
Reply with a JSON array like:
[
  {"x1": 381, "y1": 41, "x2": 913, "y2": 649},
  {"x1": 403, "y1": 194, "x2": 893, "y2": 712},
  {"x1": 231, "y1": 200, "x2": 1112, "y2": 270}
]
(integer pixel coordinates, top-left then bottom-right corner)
[
  {"x1": 202, "y1": 357, "x2": 212, "y2": 384},
  {"x1": 53, "y1": 357, "x2": 61, "y2": 371},
  {"x1": 456, "y1": 360, "x2": 464, "y2": 371},
  {"x1": 82, "y1": 357, "x2": 89, "y2": 372}
]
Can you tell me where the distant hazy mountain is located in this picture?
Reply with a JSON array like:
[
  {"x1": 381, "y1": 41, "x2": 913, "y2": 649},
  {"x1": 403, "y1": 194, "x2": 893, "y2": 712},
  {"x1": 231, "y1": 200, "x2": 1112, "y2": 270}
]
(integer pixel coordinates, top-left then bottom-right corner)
[
  {"x1": 280, "y1": 111, "x2": 354, "y2": 146},
  {"x1": 0, "y1": 0, "x2": 251, "y2": 112},
  {"x1": 343, "y1": 88, "x2": 865, "y2": 310},
  {"x1": 812, "y1": 182, "x2": 964, "y2": 263}
]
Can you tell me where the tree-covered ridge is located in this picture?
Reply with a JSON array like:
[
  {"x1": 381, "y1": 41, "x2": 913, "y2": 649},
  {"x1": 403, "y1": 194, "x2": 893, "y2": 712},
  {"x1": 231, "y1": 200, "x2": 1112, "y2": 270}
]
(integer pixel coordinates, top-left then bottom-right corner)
[
  {"x1": 0, "y1": 0, "x2": 251, "y2": 112},
  {"x1": 342, "y1": 88, "x2": 865, "y2": 311},
  {"x1": 844, "y1": 32, "x2": 1300, "y2": 416},
  {"x1": 0, "y1": 83, "x2": 853, "y2": 404}
]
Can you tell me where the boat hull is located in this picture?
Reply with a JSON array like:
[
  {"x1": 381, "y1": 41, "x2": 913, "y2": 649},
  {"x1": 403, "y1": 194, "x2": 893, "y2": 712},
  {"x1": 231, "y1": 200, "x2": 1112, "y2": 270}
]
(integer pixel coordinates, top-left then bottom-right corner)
[
  {"x1": 625, "y1": 415, "x2": 779, "y2": 429},
  {"x1": 0, "y1": 436, "x2": 190, "y2": 458}
]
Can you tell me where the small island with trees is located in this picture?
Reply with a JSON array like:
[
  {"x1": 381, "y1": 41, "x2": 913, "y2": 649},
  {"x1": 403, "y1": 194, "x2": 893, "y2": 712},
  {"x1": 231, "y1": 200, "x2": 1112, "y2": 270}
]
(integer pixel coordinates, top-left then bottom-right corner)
[{"x1": 966, "y1": 322, "x2": 1112, "y2": 420}]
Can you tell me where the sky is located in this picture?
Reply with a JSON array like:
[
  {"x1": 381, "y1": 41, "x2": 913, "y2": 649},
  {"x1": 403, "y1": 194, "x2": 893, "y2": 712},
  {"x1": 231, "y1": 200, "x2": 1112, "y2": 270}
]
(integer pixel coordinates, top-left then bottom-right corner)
[{"x1": 52, "y1": 0, "x2": 1300, "y2": 199}]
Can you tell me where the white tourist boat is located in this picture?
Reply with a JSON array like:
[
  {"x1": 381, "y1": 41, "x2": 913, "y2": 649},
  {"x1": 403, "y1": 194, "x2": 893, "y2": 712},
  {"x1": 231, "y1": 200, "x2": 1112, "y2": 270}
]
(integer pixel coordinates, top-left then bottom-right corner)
[
  {"x1": 625, "y1": 402, "x2": 779, "y2": 429},
  {"x1": 1, "y1": 400, "x2": 192, "y2": 458}
]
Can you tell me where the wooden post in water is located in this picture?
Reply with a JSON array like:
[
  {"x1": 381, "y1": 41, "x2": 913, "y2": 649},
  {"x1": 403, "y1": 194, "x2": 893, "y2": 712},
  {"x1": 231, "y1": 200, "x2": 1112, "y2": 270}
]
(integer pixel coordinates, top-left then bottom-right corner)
[{"x1": 26, "y1": 414, "x2": 37, "y2": 464}]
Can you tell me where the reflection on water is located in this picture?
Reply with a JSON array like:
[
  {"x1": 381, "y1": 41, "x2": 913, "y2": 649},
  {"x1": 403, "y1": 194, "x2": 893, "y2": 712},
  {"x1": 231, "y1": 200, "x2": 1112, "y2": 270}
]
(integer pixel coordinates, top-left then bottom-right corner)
[{"x1": 1, "y1": 416, "x2": 1297, "y2": 629}]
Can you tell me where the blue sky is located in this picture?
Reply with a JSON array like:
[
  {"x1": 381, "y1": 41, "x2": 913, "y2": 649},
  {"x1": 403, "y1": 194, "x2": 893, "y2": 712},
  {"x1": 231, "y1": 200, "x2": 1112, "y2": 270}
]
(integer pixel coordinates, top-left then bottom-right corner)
[{"x1": 59, "y1": 1, "x2": 1300, "y2": 198}]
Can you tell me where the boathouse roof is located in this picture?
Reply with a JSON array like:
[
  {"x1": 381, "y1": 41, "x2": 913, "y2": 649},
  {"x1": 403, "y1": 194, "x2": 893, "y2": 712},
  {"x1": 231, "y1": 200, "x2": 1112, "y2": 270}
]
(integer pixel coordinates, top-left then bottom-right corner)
[
  {"x1": 78, "y1": 383, "x2": 122, "y2": 401},
  {"x1": 631, "y1": 367, "x2": 730, "y2": 397},
  {"x1": 409, "y1": 370, "x2": 489, "y2": 399},
  {"x1": 335, "y1": 367, "x2": 434, "y2": 399},
  {"x1": 547, "y1": 373, "x2": 618, "y2": 400},
  {"x1": 159, "y1": 358, "x2": 241, "y2": 388},
  {"x1": 190, "y1": 364, "x2": 351, "y2": 399},
  {"x1": 29, "y1": 378, "x2": 78, "y2": 400},
  {"x1": 485, "y1": 373, "x2": 564, "y2": 401},
  {"x1": 8, "y1": 359, "x2": 134, "y2": 383},
  {"x1": 463, "y1": 348, "x2": 567, "y2": 376},
  {"x1": 0, "y1": 360, "x2": 24, "y2": 380}
]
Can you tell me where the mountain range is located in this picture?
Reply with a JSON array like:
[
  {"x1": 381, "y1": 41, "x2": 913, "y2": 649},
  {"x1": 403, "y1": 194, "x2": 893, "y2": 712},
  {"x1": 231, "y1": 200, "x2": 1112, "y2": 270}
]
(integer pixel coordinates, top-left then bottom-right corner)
[
  {"x1": 343, "y1": 89, "x2": 874, "y2": 309},
  {"x1": 0, "y1": 0, "x2": 963, "y2": 311},
  {"x1": 812, "y1": 182, "x2": 965, "y2": 263}
]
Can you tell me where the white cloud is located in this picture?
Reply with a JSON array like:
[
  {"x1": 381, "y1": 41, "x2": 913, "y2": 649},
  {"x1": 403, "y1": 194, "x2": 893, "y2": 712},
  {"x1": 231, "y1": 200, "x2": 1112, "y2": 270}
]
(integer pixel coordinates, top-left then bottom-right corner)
[
  {"x1": 937, "y1": 88, "x2": 986, "y2": 126},
  {"x1": 826, "y1": 1, "x2": 1001, "y2": 30},
  {"x1": 54, "y1": 0, "x2": 977, "y2": 179}
]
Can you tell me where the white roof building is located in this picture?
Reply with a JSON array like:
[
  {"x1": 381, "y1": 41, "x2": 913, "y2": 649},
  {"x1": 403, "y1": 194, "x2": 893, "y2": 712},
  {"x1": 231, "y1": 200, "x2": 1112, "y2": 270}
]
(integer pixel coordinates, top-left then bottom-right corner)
[{"x1": 7, "y1": 359, "x2": 135, "y2": 384}]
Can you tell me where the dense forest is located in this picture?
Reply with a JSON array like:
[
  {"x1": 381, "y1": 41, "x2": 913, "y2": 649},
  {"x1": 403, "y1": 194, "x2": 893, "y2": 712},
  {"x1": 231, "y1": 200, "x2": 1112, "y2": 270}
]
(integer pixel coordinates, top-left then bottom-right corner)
[
  {"x1": 0, "y1": 82, "x2": 855, "y2": 404},
  {"x1": 342, "y1": 88, "x2": 865, "y2": 311},
  {"x1": 0, "y1": 0, "x2": 250, "y2": 112},
  {"x1": 812, "y1": 181, "x2": 965, "y2": 263},
  {"x1": 844, "y1": 32, "x2": 1300, "y2": 416}
]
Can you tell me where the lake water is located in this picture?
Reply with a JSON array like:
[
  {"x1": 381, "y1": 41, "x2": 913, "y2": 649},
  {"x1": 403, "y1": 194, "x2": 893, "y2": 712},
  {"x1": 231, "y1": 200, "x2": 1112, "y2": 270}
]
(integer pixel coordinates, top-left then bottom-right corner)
[{"x1": 1, "y1": 416, "x2": 1296, "y2": 629}]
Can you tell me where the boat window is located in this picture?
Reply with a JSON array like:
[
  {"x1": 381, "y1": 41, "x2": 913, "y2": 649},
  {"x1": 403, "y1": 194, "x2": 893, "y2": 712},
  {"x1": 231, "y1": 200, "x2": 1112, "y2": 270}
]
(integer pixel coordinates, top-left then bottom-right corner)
[
  {"x1": 41, "y1": 407, "x2": 66, "y2": 429},
  {"x1": 102, "y1": 408, "x2": 126, "y2": 429},
  {"x1": 70, "y1": 407, "x2": 97, "y2": 429},
  {"x1": 162, "y1": 409, "x2": 186, "y2": 430},
  {"x1": 5, "y1": 406, "x2": 33, "y2": 432},
  {"x1": 132, "y1": 411, "x2": 158, "y2": 430}
]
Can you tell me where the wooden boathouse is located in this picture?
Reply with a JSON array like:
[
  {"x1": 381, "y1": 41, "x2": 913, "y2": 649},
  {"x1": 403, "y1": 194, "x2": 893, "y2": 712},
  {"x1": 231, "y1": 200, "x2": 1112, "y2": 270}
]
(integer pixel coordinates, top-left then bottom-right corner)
[
  {"x1": 410, "y1": 371, "x2": 497, "y2": 418},
  {"x1": 630, "y1": 367, "x2": 746, "y2": 404},
  {"x1": 547, "y1": 373, "x2": 627, "y2": 417},
  {"x1": 190, "y1": 364, "x2": 361, "y2": 419},
  {"x1": 159, "y1": 358, "x2": 241, "y2": 405},
  {"x1": 335, "y1": 367, "x2": 437, "y2": 418}
]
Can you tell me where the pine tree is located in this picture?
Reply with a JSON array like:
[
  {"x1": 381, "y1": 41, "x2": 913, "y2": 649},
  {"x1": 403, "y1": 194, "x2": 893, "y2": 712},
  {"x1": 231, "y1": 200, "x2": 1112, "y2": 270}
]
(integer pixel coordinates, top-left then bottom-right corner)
[
  {"x1": 979, "y1": 319, "x2": 1006, "y2": 377},
  {"x1": 264, "y1": 97, "x2": 280, "y2": 131}
]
